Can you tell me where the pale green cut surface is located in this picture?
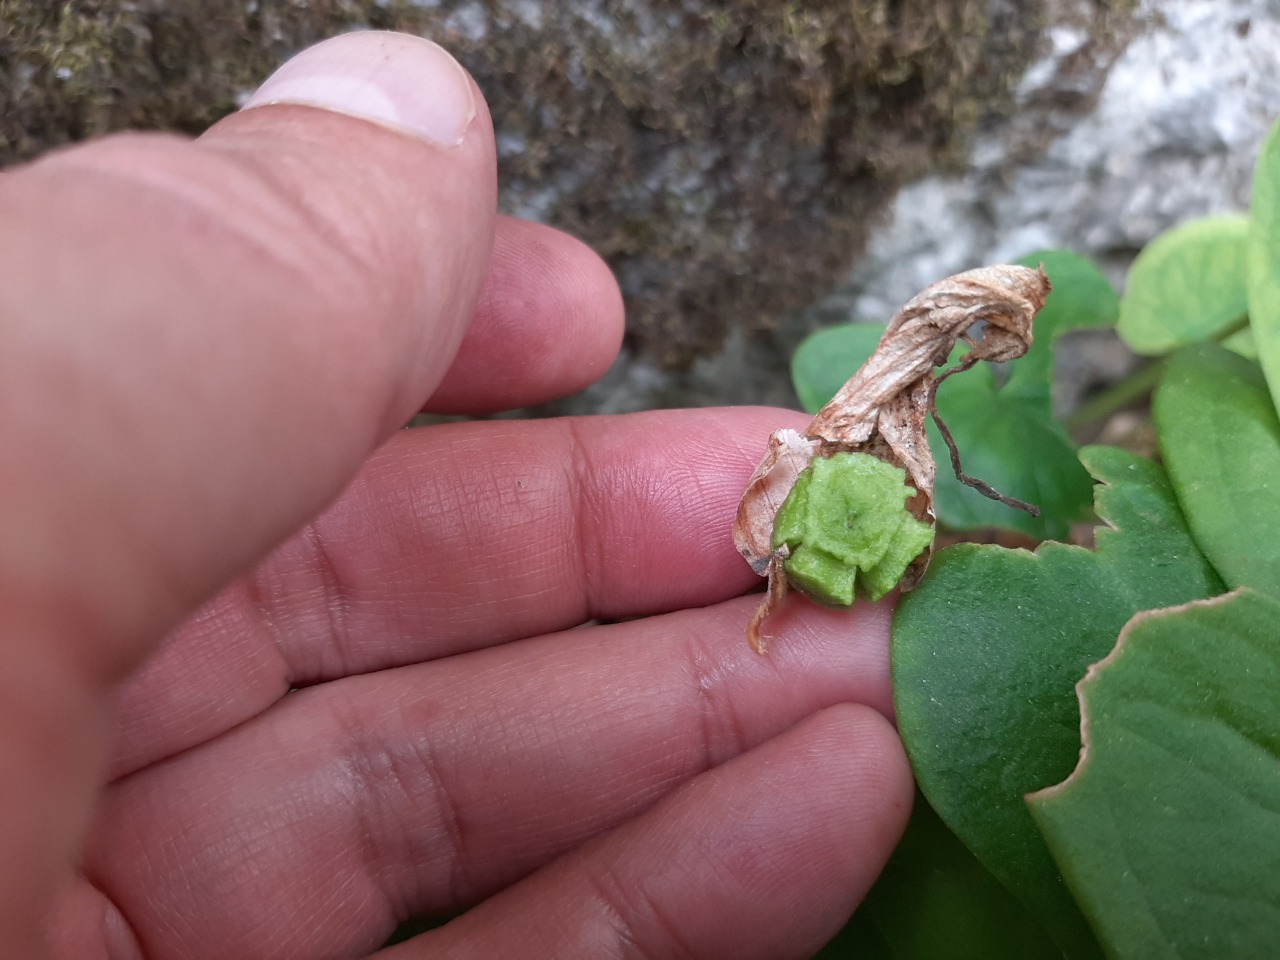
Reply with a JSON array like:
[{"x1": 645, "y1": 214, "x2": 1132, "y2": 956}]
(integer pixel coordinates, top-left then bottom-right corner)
[{"x1": 772, "y1": 452, "x2": 933, "y2": 606}]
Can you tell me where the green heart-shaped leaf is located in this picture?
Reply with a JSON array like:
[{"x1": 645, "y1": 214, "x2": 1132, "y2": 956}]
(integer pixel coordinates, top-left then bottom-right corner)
[
  {"x1": 925, "y1": 360, "x2": 1089, "y2": 540},
  {"x1": 790, "y1": 321, "x2": 887, "y2": 416},
  {"x1": 1118, "y1": 215, "x2": 1250, "y2": 355},
  {"x1": 892, "y1": 446, "x2": 1223, "y2": 957},
  {"x1": 1028, "y1": 589, "x2": 1280, "y2": 960}
]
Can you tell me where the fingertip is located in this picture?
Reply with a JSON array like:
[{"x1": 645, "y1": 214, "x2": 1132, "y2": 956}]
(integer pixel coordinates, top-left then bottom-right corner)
[
  {"x1": 815, "y1": 703, "x2": 916, "y2": 851},
  {"x1": 720, "y1": 704, "x2": 914, "y2": 937},
  {"x1": 397, "y1": 704, "x2": 913, "y2": 960},
  {"x1": 746, "y1": 704, "x2": 914, "y2": 956},
  {"x1": 425, "y1": 217, "x2": 625, "y2": 413},
  {"x1": 763, "y1": 597, "x2": 898, "y2": 721},
  {"x1": 726, "y1": 704, "x2": 915, "y2": 953},
  {"x1": 226, "y1": 33, "x2": 637, "y2": 420}
]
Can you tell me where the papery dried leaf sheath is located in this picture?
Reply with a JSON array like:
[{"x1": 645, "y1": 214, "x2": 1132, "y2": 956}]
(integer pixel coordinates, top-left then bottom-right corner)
[{"x1": 735, "y1": 264, "x2": 1052, "y2": 652}]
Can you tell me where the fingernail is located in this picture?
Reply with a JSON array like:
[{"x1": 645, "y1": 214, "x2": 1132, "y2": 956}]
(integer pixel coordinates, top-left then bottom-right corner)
[{"x1": 242, "y1": 31, "x2": 476, "y2": 147}]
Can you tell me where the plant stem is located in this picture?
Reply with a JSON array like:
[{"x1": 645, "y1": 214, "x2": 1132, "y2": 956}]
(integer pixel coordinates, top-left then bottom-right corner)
[
  {"x1": 1066, "y1": 360, "x2": 1166, "y2": 432},
  {"x1": 1067, "y1": 317, "x2": 1253, "y2": 432}
]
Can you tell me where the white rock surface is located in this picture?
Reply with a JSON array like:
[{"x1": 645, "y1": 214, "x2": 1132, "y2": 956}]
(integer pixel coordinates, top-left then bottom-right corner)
[{"x1": 831, "y1": 0, "x2": 1280, "y2": 324}]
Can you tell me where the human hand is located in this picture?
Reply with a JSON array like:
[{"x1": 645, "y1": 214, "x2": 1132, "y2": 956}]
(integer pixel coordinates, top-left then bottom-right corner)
[{"x1": 0, "y1": 32, "x2": 912, "y2": 960}]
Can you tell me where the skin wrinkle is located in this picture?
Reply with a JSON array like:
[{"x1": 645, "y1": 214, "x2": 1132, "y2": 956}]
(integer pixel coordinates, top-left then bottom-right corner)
[
  {"x1": 230, "y1": 132, "x2": 407, "y2": 291},
  {"x1": 96, "y1": 876, "x2": 145, "y2": 960},
  {"x1": 207, "y1": 137, "x2": 393, "y2": 316},
  {"x1": 387, "y1": 447, "x2": 574, "y2": 633},
  {"x1": 108, "y1": 588, "x2": 288, "y2": 782},
  {"x1": 81, "y1": 877, "x2": 145, "y2": 960},
  {"x1": 595, "y1": 420, "x2": 716, "y2": 611},
  {"x1": 330, "y1": 698, "x2": 408, "y2": 926},
  {"x1": 581, "y1": 747, "x2": 787, "y2": 960},
  {"x1": 297, "y1": 518, "x2": 355, "y2": 681},
  {"x1": 679, "y1": 625, "x2": 748, "y2": 775},
  {"x1": 243, "y1": 562, "x2": 307, "y2": 686},
  {"x1": 347, "y1": 646, "x2": 597, "y2": 916},
  {"x1": 579, "y1": 861, "x2": 659, "y2": 960},
  {"x1": 80, "y1": 795, "x2": 178, "y2": 960},
  {"x1": 203, "y1": 744, "x2": 377, "y2": 954},
  {"x1": 388, "y1": 698, "x2": 472, "y2": 916},
  {"x1": 110, "y1": 742, "x2": 262, "y2": 955},
  {"x1": 404, "y1": 451, "x2": 482, "y2": 549},
  {"x1": 623, "y1": 862, "x2": 706, "y2": 960},
  {"x1": 334, "y1": 691, "x2": 459, "y2": 929},
  {"x1": 562, "y1": 416, "x2": 606, "y2": 624},
  {"x1": 39, "y1": 856, "x2": 137, "y2": 958}
]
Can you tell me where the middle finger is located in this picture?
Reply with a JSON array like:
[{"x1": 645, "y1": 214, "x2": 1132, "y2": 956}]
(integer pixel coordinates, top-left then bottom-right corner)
[{"x1": 88, "y1": 591, "x2": 892, "y2": 960}]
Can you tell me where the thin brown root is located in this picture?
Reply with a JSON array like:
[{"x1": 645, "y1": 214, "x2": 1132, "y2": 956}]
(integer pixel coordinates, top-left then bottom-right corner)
[
  {"x1": 929, "y1": 361, "x2": 1042, "y2": 518},
  {"x1": 747, "y1": 555, "x2": 789, "y2": 654}
]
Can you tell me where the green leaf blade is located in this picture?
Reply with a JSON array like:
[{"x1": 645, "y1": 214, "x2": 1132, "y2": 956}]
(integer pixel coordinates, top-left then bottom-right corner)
[
  {"x1": 818, "y1": 792, "x2": 1061, "y2": 960},
  {"x1": 1153, "y1": 343, "x2": 1280, "y2": 600},
  {"x1": 790, "y1": 323, "x2": 887, "y2": 415},
  {"x1": 1118, "y1": 215, "x2": 1250, "y2": 355},
  {"x1": 928, "y1": 367, "x2": 1092, "y2": 540},
  {"x1": 1028, "y1": 589, "x2": 1280, "y2": 960},
  {"x1": 893, "y1": 446, "x2": 1224, "y2": 957},
  {"x1": 1009, "y1": 249, "x2": 1120, "y2": 394},
  {"x1": 1248, "y1": 118, "x2": 1280, "y2": 412}
]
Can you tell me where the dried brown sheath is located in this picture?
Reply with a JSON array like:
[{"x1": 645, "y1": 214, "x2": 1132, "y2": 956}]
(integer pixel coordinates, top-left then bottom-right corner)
[{"x1": 734, "y1": 264, "x2": 1052, "y2": 651}]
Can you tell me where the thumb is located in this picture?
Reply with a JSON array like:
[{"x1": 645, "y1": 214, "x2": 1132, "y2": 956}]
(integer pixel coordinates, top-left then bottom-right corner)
[
  {"x1": 3, "y1": 31, "x2": 496, "y2": 672},
  {"x1": 0, "y1": 32, "x2": 494, "y2": 957}
]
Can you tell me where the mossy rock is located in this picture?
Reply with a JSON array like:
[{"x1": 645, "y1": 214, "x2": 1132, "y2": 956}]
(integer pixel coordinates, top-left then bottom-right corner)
[{"x1": 0, "y1": 0, "x2": 1051, "y2": 366}]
